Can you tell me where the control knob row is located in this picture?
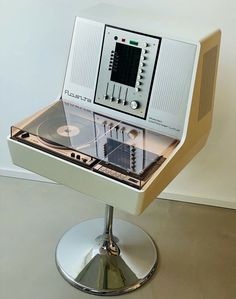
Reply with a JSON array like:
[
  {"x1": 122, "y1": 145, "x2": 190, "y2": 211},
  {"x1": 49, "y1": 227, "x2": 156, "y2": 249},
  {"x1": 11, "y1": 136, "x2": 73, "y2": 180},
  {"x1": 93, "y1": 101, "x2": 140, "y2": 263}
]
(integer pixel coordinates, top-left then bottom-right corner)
[
  {"x1": 104, "y1": 95, "x2": 127, "y2": 105},
  {"x1": 103, "y1": 95, "x2": 140, "y2": 110}
]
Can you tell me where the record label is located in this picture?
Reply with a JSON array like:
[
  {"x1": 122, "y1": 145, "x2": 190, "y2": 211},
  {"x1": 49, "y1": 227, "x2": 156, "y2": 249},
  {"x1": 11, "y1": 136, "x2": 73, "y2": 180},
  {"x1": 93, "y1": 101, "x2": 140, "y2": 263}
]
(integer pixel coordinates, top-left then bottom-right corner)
[{"x1": 57, "y1": 125, "x2": 80, "y2": 137}]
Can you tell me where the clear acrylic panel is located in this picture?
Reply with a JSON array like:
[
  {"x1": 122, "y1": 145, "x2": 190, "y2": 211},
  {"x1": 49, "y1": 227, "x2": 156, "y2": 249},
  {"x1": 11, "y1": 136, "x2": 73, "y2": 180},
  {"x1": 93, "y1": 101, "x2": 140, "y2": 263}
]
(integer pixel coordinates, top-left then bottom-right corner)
[{"x1": 11, "y1": 100, "x2": 178, "y2": 189}]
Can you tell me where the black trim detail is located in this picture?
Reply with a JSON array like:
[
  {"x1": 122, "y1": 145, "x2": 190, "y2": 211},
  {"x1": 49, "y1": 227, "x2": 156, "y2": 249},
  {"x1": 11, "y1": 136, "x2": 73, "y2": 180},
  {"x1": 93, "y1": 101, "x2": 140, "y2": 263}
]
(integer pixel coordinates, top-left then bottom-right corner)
[
  {"x1": 94, "y1": 24, "x2": 162, "y2": 120},
  {"x1": 106, "y1": 24, "x2": 161, "y2": 40},
  {"x1": 93, "y1": 24, "x2": 107, "y2": 102},
  {"x1": 92, "y1": 101, "x2": 146, "y2": 120},
  {"x1": 145, "y1": 37, "x2": 162, "y2": 119}
]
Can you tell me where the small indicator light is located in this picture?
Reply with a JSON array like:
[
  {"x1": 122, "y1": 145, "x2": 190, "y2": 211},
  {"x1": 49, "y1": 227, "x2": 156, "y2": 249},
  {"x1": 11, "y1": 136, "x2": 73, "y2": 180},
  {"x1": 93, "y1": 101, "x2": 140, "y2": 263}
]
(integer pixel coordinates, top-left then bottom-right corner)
[
  {"x1": 122, "y1": 38, "x2": 126, "y2": 42},
  {"x1": 129, "y1": 40, "x2": 138, "y2": 46}
]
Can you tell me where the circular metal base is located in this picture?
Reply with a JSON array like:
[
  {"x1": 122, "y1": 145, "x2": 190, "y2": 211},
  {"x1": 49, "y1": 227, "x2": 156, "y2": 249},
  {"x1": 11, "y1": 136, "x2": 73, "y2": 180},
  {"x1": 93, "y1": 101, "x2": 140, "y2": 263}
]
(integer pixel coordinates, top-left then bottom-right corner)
[{"x1": 55, "y1": 218, "x2": 157, "y2": 296}]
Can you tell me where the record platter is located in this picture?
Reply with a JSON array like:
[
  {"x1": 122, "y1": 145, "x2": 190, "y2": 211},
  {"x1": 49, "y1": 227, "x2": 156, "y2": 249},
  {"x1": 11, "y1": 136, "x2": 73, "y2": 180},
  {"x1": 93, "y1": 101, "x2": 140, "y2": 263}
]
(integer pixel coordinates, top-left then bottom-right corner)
[{"x1": 11, "y1": 100, "x2": 178, "y2": 189}]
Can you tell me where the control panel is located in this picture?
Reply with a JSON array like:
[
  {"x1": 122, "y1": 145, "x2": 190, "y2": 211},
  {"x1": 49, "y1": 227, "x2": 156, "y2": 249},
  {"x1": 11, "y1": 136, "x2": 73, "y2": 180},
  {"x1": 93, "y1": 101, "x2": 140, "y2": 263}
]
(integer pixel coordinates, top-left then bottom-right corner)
[
  {"x1": 95, "y1": 26, "x2": 161, "y2": 118},
  {"x1": 62, "y1": 17, "x2": 198, "y2": 139}
]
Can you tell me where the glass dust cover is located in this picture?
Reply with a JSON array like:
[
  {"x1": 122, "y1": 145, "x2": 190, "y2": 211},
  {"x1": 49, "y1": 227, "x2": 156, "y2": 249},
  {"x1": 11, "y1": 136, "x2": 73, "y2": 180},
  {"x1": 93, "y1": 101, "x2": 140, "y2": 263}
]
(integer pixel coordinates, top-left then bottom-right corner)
[{"x1": 11, "y1": 100, "x2": 178, "y2": 189}]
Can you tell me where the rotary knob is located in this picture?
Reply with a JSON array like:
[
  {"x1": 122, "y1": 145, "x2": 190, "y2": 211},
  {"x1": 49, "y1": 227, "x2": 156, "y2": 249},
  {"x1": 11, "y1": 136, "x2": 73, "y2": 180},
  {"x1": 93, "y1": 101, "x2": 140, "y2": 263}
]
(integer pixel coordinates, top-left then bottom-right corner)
[
  {"x1": 130, "y1": 101, "x2": 139, "y2": 110},
  {"x1": 128, "y1": 130, "x2": 139, "y2": 140}
]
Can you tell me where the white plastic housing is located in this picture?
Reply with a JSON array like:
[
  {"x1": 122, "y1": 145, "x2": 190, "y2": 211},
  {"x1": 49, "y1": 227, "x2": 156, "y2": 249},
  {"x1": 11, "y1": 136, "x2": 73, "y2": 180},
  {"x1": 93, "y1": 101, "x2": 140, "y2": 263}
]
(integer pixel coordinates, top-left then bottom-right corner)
[{"x1": 8, "y1": 4, "x2": 221, "y2": 215}]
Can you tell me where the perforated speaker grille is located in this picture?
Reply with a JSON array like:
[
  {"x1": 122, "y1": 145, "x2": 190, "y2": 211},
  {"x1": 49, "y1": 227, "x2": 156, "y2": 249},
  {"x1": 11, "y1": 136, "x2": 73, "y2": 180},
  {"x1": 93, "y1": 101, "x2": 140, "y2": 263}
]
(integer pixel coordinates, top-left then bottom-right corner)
[
  {"x1": 70, "y1": 20, "x2": 103, "y2": 89},
  {"x1": 198, "y1": 46, "x2": 218, "y2": 120},
  {"x1": 150, "y1": 39, "x2": 196, "y2": 116}
]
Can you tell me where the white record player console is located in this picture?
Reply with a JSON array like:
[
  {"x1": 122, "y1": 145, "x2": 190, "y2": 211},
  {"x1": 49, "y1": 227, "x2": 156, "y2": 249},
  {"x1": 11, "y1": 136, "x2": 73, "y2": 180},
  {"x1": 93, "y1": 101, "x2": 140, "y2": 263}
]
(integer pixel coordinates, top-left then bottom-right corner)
[{"x1": 8, "y1": 4, "x2": 221, "y2": 296}]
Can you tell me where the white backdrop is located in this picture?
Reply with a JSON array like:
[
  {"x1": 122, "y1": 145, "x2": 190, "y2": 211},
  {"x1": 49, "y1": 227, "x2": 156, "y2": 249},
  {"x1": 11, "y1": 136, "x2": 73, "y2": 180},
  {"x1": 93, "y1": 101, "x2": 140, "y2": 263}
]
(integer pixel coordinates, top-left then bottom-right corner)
[{"x1": 1, "y1": 0, "x2": 235, "y2": 208}]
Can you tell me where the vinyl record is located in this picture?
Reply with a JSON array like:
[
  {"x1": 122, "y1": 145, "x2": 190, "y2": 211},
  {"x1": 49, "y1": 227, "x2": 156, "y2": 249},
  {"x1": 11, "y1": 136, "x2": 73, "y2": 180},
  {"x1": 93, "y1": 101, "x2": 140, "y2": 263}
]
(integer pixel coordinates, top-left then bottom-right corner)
[{"x1": 37, "y1": 116, "x2": 91, "y2": 149}]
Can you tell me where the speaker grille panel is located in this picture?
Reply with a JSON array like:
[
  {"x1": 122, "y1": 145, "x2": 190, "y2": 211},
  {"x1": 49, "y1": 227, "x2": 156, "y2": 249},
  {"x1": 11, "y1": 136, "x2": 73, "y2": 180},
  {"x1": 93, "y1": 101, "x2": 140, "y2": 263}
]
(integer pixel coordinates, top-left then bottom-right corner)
[
  {"x1": 70, "y1": 20, "x2": 103, "y2": 89},
  {"x1": 150, "y1": 39, "x2": 196, "y2": 116},
  {"x1": 198, "y1": 46, "x2": 218, "y2": 120}
]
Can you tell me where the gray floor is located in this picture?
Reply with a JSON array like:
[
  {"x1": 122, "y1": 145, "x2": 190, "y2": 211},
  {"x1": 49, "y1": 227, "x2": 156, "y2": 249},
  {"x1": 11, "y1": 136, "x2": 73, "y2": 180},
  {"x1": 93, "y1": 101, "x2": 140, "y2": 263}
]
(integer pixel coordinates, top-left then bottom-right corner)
[{"x1": 0, "y1": 176, "x2": 236, "y2": 299}]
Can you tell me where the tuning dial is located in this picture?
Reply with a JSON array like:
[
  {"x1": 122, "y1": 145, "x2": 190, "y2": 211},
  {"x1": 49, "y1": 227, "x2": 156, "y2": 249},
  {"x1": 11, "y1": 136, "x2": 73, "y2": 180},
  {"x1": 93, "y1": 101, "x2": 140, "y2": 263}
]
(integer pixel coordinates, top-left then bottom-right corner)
[{"x1": 130, "y1": 101, "x2": 139, "y2": 110}]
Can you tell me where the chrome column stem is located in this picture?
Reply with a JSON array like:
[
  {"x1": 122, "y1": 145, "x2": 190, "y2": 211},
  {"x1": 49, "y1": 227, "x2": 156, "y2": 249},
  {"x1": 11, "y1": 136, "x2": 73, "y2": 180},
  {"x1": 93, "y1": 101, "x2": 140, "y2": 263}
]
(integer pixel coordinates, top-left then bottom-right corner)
[
  {"x1": 100, "y1": 205, "x2": 120, "y2": 256},
  {"x1": 103, "y1": 205, "x2": 114, "y2": 236}
]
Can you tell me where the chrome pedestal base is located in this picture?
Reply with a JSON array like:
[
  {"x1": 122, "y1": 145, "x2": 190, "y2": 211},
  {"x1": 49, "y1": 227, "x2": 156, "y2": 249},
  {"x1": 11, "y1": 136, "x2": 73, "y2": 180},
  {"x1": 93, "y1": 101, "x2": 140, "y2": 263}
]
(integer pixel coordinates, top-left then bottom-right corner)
[{"x1": 56, "y1": 215, "x2": 157, "y2": 296}]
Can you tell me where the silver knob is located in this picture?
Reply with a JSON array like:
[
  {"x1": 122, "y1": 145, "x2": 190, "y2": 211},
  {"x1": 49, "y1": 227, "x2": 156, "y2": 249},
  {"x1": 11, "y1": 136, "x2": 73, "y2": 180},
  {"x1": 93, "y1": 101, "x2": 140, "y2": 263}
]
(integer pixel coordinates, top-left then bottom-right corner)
[
  {"x1": 130, "y1": 101, "x2": 139, "y2": 110},
  {"x1": 128, "y1": 129, "x2": 139, "y2": 139},
  {"x1": 104, "y1": 94, "x2": 109, "y2": 100}
]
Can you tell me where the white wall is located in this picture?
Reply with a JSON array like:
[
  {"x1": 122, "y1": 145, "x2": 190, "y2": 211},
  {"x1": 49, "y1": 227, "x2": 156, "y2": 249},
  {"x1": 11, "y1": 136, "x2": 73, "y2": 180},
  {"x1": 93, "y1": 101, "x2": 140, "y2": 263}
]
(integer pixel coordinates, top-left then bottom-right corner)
[{"x1": 1, "y1": 0, "x2": 235, "y2": 209}]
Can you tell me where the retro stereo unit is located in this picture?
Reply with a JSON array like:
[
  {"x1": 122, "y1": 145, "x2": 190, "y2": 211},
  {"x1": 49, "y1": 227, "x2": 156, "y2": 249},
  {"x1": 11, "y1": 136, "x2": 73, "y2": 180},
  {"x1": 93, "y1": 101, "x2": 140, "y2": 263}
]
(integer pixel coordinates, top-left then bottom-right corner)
[{"x1": 8, "y1": 4, "x2": 221, "y2": 296}]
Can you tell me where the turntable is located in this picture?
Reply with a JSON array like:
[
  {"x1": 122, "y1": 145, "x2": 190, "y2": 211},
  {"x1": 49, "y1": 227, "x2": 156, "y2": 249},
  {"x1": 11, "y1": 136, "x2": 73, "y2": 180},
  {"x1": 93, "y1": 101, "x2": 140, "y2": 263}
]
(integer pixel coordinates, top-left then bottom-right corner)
[
  {"x1": 11, "y1": 99, "x2": 178, "y2": 189},
  {"x1": 8, "y1": 4, "x2": 221, "y2": 296}
]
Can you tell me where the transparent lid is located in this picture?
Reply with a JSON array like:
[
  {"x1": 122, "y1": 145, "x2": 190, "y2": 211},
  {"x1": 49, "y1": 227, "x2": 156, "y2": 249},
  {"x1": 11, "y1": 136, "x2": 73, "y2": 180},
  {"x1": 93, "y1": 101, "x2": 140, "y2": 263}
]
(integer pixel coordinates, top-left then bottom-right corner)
[{"x1": 11, "y1": 100, "x2": 178, "y2": 188}]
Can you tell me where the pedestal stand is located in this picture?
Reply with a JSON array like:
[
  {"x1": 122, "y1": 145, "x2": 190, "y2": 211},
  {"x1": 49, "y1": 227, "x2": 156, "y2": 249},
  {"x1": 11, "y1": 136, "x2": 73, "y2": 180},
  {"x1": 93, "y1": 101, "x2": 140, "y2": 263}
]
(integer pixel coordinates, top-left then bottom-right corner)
[{"x1": 56, "y1": 205, "x2": 157, "y2": 296}]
